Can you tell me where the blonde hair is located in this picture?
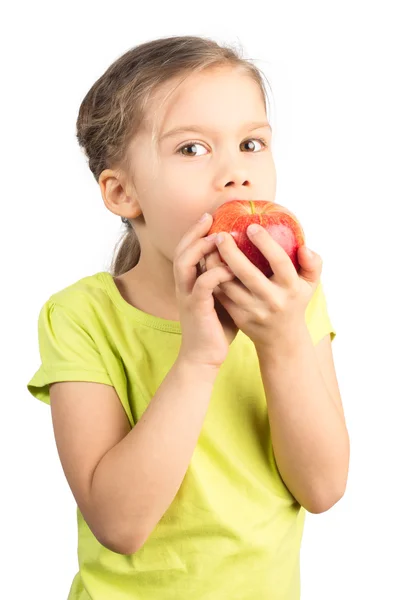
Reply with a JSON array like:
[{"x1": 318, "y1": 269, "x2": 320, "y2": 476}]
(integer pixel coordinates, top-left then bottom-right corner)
[{"x1": 76, "y1": 35, "x2": 272, "y2": 276}]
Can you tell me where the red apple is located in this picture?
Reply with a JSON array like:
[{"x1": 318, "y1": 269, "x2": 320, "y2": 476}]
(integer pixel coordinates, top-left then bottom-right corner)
[{"x1": 208, "y1": 200, "x2": 305, "y2": 278}]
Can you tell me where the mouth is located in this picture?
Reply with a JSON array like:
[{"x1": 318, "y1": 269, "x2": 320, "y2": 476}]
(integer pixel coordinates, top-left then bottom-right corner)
[{"x1": 224, "y1": 198, "x2": 250, "y2": 203}]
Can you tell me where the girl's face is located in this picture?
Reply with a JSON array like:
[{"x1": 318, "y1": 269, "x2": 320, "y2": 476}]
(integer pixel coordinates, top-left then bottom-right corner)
[{"x1": 126, "y1": 66, "x2": 277, "y2": 268}]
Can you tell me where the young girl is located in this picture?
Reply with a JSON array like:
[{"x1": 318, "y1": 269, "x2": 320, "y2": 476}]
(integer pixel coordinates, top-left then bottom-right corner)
[{"x1": 27, "y1": 35, "x2": 349, "y2": 600}]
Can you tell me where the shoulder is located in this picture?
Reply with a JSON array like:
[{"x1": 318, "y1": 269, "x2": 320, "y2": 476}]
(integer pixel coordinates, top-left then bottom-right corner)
[
  {"x1": 36, "y1": 271, "x2": 115, "y2": 327},
  {"x1": 47, "y1": 271, "x2": 109, "y2": 309},
  {"x1": 35, "y1": 272, "x2": 114, "y2": 343}
]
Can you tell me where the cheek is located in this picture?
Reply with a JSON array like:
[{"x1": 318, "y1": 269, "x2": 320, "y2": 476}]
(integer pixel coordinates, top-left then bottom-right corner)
[
  {"x1": 151, "y1": 171, "x2": 208, "y2": 231},
  {"x1": 162, "y1": 168, "x2": 206, "y2": 198},
  {"x1": 138, "y1": 162, "x2": 210, "y2": 252},
  {"x1": 143, "y1": 198, "x2": 201, "y2": 260}
]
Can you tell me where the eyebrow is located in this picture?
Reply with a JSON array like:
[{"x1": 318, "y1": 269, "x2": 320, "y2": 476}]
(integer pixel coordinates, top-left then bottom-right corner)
[{"x1": 159, "y1": 121, "x2": 272, "y2": 142}]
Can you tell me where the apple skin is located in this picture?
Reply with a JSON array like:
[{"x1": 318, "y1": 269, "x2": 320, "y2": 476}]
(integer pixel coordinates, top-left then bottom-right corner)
[{"x1": 208, "y1": 200, "x2": 306, "y2": 278}]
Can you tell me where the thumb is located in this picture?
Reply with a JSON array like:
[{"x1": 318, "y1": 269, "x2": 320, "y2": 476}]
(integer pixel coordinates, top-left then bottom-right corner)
[{"x1": 297, "y1": 245, "x2": 322, "y2": 283}]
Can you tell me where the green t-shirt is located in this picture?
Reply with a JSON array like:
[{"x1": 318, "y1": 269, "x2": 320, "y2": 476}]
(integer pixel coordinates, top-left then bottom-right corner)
[{"x1": 27, "y1": 271, "x2": 336, "y2": 600}]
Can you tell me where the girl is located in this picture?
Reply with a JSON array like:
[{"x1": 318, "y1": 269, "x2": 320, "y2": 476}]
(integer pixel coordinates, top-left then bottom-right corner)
[{"x1": 27, "y1": 35, "x2": 349, "y2": 600}]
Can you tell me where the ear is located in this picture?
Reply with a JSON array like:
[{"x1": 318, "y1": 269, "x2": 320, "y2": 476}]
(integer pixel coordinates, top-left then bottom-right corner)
[{"x1": 99, "y1": 168, "x2": 142, "y2": 220}]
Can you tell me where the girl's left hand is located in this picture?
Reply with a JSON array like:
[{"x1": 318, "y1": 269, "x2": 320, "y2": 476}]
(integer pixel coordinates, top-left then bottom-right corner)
[{"x1": 204, "y1": 224, "x2": 323, "y2": 352}]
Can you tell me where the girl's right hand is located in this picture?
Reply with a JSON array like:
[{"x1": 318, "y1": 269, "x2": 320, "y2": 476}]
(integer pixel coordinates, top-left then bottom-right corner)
[{"x1": 174, "y1": 213, "x2": 236, "y2": 369}]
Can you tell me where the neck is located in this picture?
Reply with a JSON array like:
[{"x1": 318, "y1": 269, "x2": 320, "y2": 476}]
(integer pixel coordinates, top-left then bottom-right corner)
[{"x1": 121, "y1": 255, "x2": 180, "y2": 321}]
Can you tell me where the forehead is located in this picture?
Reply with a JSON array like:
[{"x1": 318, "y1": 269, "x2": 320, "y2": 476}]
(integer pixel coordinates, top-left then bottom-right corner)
[{"x1": 143, "y1": 67, "x2": 266, "y2": 137}]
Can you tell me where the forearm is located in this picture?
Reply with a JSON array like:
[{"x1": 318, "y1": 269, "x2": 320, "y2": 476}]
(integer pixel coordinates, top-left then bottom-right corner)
[
  {"x1": 91, "y1": 357, "x2": 219, "y2": 554},
  {"x1": 257, "y1": 326, "x2": 349, "y2": 513}
]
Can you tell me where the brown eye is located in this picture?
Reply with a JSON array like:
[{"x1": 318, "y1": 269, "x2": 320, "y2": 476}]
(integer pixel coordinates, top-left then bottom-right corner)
[
  {"x1": 178, "y1": 142, "x2": 208, "y2": 157},
  {"x1": 177, "y1": 137, "x2": 267, "y2": 157},
  {"x1": 240, "y1": 138, "x2": 267, "y2": 152}
]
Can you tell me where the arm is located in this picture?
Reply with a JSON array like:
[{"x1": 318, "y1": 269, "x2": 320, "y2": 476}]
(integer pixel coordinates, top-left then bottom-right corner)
[
  {"x1": 256, "y1": 325, "x2": 350, "y2": 514},
  {"x1": 90, "y1": 357, "x2": 219, "y2": 553}
]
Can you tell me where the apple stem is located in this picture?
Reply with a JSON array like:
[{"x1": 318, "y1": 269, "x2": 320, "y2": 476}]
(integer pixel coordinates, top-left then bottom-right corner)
[{"x1": 249, "y1": 200, "x2": 256, "y2": 214}]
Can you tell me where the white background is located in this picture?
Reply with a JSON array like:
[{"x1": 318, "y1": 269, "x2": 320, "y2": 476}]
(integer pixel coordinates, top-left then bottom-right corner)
[{"x1": 2, "y1": 0, "x2": 399, "y2": 598}]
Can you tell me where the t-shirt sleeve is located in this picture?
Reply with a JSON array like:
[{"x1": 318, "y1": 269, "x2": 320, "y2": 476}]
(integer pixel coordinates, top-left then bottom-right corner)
[
  {"x1": 27, "y1": 300, "x2": 113, "y2": 406},
  {"x1": 305, "y1": 280, "x2": 336, "y2": 346}
]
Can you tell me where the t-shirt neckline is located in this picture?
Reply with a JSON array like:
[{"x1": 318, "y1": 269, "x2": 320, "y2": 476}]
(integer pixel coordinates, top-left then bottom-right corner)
[{"x1": 100, "y1": 271, "x2": 183, "y2": 334}]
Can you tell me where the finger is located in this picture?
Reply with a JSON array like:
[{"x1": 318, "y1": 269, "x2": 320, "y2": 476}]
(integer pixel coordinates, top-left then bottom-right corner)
[
  {"x1": 216, "y1": 230, "x2": 295, "y2": 294},
  {"x1": 204, "y1": 247, "x2": 237, "y2": 278},
  {"x1": 192, "y1": 265, "x2": 236, "y2": 305},
  {"x1": 196, "y1": 262, "x2": 204, "y2": 278},
  {"x1": 205, "y1": 247, "x2": 250, "y2": 305},
  {"x1": 174, "y1": 213, "x2": 213, "y2": 261},
  {"x1": 204, "y1": 247, "x2": 224, "y2": 271},
  {"x1": 297, "y1": 246, "x2": 323, "y2": 283},
  {"x1": 204, "y1": 249, "x2": 225, "y2": 299},
  {"x1": 174, "y1": 234, "x2": 219, "y2": 297},
  {"x1": 245, "y1": 227, "x2": 297, "y2": 287},
  {"x1": 212, "y1": 285, "x2": 238, "y2": 316},
  {"x1": 204, "y1": 247, "x2": 236, "y2": 286},
  {"x1": 213, "y1": 232, "x2": 268, "y2": 294}
]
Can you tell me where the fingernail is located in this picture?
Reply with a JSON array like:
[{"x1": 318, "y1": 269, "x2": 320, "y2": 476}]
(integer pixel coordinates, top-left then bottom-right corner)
[
  {"x1": 305, "y1": 247, "x2": 314, "y2": 257},
  {"x1": 199, "y1": 212, "x2": 210, "y2": 222},
  {"x1": 247, "y1": 223, "x2": 262, "y2": 236},
  {"x1": 205, "y1": 233, "x2": 217, "y2": 241}
]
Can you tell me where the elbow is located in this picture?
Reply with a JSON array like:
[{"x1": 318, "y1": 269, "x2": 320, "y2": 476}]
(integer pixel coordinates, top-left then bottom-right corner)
[
  {"x1": 305, "y1": 467, "x2": 349, "y2": 514},
  {"x1": 100, "y1": 537, "x2": 135, "y2": 556},
  {"x1": 97, "y1": 527, "x2": 145, "y2": 556},
  {"x1": 306, "y1": 488, "x2": 346, "y2": 514}
]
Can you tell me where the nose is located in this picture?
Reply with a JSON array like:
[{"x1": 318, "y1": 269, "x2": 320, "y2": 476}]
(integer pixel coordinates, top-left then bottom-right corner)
[
  {"x1": 224, "y1": 177, "x2": 250, "y2": 188},
  {"x1": 214, "y1": 156, "x2": 251, "y2": 191}
]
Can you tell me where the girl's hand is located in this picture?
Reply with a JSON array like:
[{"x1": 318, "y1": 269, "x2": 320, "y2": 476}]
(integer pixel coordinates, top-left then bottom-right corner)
[
  {"x1": 174, "y1": 213, "x2": 238, "y2": 369},
  {"x1": 204, "y1": 224, "x2": 323, "y2": 353},
  {"x1": 202, "y1": 248, "x2": 239, "y2": 346}
]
